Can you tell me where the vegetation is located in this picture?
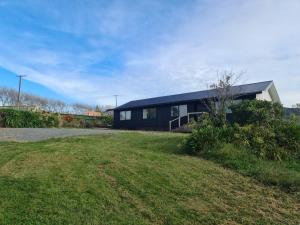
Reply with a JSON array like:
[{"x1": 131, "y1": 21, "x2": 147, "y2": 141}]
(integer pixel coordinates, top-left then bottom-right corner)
[
  {"x1": 61, "y1": 114, "x2": 113, "y2": 128},
  {"x1": 184, "y1": 100, "x2": 300, "y2": 161},
  {"x1": 0, "y1": 108, "x2": 113, "y2": 128},
  {"x1": 231, "y1": 101, "x2": 300, "y2": 160},
  {"x1": 204, "y1": 71, "x2": 243, "y2": 126},
  {"x1": 201, "y1": 144, "x2": 300, "y2": 192},
  {"x1": 0, "y1": 109, "x2": 59, "y2": 128},
  {"x1": 230, "y1": 100, "x2": 283, "y2": 126},
  {"x1": 0, "y1": 133, "x2": 299, "y2": 224}
]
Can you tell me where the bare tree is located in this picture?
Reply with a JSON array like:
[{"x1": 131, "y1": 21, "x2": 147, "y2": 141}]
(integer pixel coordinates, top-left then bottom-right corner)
[
  {"x1": 0, "y1": 87, "x2": 11, "y2": 106},
  {"x1": 95, "y1": 105, "x2": 114, "y2": 112},
  {"x1": 0, "y1": 87, "x2": 18, "y2": 106},
  {"x1": 0, "y1": 86, "x2": 94, "y2": 114},
  {"x1": 203, "y1": 71, "x2": 243, "y2": 125},
  {"x1": 53, "y1": 100, "x2": 66, "y2": 113},
  {"x1": 72, "y1": 103, "x2": 93, "y2": 115}
]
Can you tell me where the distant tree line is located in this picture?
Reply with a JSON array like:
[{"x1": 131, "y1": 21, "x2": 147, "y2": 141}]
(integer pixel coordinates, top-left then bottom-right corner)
[{"x1": 0, "y1": 86, "x2": 112, "y2": 115}]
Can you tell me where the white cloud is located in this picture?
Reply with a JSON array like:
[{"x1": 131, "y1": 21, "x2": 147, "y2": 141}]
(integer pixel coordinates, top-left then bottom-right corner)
[
  {"x1": 121, "y1": 0, "x2": 300, "y2": 106},
  {"x1": 0, "y1": 0, "x2": 299, "y2": 106}
]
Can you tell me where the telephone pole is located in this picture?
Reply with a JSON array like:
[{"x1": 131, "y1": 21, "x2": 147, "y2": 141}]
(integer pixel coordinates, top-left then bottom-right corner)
[
  {"x1": 113, "y1": 95, "x2": 119, "y2": 107},
  {"x1": 16, "y1": 75, "x2": 26, "y2": 109}
]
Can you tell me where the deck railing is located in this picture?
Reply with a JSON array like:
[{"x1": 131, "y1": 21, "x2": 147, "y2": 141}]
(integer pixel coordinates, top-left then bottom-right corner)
[{"x1": 169, "y1": 112, "x2": 207, "y2": 131}]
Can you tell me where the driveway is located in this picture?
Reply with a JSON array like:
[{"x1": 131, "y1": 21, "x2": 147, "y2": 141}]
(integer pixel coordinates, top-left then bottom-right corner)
[{"x1": 0, "y1": 128, "x2": 122, "y2": 142}]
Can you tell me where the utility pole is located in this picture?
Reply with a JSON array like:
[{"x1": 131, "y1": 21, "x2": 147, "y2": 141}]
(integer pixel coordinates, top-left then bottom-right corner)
[
  {"x1": 16, "y1": 75, "x2": 26, "y2": 109},
  {"x1": 113, "y1": 95, "x2": 119, "y2": 108}
]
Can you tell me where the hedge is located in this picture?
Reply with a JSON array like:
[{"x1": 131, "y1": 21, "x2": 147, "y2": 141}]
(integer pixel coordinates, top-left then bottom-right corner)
[{"x1": 0, "y1": 109, "x2": 59, "y2": 128}]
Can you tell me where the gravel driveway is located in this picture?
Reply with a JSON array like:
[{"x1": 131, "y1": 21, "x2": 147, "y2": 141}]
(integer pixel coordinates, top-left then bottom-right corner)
[{"x1": 0, "y1": 128, "x2": 122, "y2": 142}]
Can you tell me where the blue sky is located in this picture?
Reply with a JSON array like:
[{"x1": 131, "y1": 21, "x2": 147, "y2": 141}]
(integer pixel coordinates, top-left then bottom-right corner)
[{"x1": 0, "y1": 0, "x2": 299, "y2": 106}]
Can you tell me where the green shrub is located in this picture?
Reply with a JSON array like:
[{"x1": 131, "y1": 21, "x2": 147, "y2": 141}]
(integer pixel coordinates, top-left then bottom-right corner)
[
  {"x1": 0, "y1": 109, "x2": 59, "y2": 128},
  {"x1": 183, "y1": 100, "x2": 300, "y2": 161},
  {"x1": 101, "y1": 115, "x2": 113, "y2": 126},
  {"x1": 182, "y1": 114, "x2": 221, "y2": 155},
  {"x1": 274, "y1": 118, "x2": 300, "y2": 159},
  {"x1": 231, "y1": 118, "x2": 300, "y2": 161},
  {"x1": 230, "y1": 100, "x2": 283, "y2": 126},
  {"x1": 62, "y1": 117, "x2": 83, "y2": 128},
  {"x1": 43, "y1": 113, "x2": 59, "y2": 127},
  {"x1": 232, "y1": 124, "x2": 287, "y2": 160}
]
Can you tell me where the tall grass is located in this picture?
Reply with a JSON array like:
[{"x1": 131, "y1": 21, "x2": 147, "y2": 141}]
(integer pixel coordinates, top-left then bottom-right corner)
[{"x1": 201, "y1": 144, "x2": 300, "y2": 192}]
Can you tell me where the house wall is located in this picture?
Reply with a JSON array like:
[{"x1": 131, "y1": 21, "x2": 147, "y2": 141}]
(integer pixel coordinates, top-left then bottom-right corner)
[
  {"x1": 255, "y1": 83, "x2": 281, "y2": 103},
  {"x1": 114, "y1": 94, "x2": 258, "y2": 130},
  {"x1": 114, "y1": 101, "x2": 208, "y2": 130},
  {"x1": 256, "y1": 90, "x2": 273, "y2": 101}
]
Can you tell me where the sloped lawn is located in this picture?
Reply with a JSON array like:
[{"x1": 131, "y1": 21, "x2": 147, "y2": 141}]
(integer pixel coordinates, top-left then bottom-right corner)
[{"x1": 0, "y1": 133, "x2": 299, "y2": 224}]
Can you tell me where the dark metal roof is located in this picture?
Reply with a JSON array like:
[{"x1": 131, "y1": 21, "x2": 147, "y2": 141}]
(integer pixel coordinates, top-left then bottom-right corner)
[
  {"x1": 115, "y1": 81, "x2": 273, "y2": 110},
  {"x1": 284, "y1": 107, "x2": 300, "y2": 116}
]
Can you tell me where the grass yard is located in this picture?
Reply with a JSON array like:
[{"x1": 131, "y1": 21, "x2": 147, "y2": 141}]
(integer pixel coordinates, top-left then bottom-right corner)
[{"x1": 0, "y1": 133, "x2": 299, "y2": 225}]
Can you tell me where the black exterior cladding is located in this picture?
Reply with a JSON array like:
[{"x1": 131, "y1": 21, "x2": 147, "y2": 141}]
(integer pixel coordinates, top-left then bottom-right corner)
[
  {"x1": 113, "y1": 81, "x2": 273, "y2": 130},
  {"x1": 114, "y1": 100, "x2": 208, "y2": 130},
  {"x1": 113, "y1": 94, "x2": 257, "y2": 130}
]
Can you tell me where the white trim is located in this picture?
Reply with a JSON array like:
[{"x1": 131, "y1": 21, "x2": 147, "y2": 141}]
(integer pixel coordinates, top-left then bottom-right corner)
[
  {"x1": 169, "y1": 117, "x2": 179, "y2": 131},
  {"x1": 187, "y1": 112, "x2": 207, "y2": 123},
  {"x1": 256, "y1": 81, "x2": 281, "y2": 103}
]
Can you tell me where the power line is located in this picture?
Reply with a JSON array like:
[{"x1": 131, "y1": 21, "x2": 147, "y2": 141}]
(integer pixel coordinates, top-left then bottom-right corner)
[{"x1": 16, "y1": 75, "x2": 26, "y2": 109}]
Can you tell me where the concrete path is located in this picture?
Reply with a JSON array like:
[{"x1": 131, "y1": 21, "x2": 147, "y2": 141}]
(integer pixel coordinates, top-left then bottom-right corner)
[{"x1": 0, "y1": 128, "x2": 122, "y2": 142}]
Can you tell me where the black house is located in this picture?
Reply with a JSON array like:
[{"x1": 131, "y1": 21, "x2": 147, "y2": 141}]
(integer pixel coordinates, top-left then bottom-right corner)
[{"x1": 113, "y1": 81, "x2": 280, "y2": 131}]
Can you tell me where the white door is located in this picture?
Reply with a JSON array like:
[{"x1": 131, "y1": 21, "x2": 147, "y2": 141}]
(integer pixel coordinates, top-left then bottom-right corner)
[{"x1": 179, "y1": 105, "x2": 187, "y2": 117}]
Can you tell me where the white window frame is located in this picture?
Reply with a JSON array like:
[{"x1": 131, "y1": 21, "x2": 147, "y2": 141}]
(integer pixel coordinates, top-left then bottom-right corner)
[
  {"x1": 171, "y1": 105, "x2": 187, "y2": 117},
  {"x1": 120, "y1": 110, "x2": 131, "y2": 120}
]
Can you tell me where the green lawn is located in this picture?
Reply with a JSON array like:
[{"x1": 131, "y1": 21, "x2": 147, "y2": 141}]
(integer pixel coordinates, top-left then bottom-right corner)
[{"x1": 0, "y1": 133, "x2": 299, "y2": 225}]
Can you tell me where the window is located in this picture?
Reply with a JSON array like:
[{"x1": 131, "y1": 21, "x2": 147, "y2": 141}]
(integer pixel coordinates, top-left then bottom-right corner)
[
  {"x1": 143, "y1": 108, "x2": 156, "y2": 119},
  {"x1": 171, "y1": 106, "x2": 179, "y2": 117},
  {"x1": 215, "y1": 100, "x2": 242, "y2": 114},
  {"x1": 120, "y1": 111, "x2": 131, "y2": 120},
  {"x1": 171, "y1": 105, "x2": 187, "y2": 117},
  {"x1": 227, "y1": 100, "x2": 242, "y2": 113}
]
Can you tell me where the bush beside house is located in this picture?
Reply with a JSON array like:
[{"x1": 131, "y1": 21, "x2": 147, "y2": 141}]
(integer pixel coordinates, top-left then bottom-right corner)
[
  {"x1": 182, "y1": 100, "x2": 300, "y2": 191},
  {"x1": 183, "y1": 100, "x2": 300, "y2": 161}
]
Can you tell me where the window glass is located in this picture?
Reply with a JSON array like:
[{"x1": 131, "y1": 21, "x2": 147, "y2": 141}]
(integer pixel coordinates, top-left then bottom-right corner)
[
  {"x1": 171, "y1": 105, "x2": 188, "y2": 117},
  {"x1": 120, "y1": 111, "x2": 131, "y2": 120},
  {"x1": 143, "y1": 108, "x2": 156, "y2": 119},
  {"x1": 171, "y1": 106, "x2": 179, "y2": 117},
  {"x1": 126, "y1": 111, "x2": 131, "y2": 120},
  {"x1": 120, "y1": 111, "x2": 126, "y2": 120},
  {"x1": 143, "y1": 109, "x2": 148, "y2": 119},
  {"x1": 179, "y1": 105, "x2": 187, "y2": 116}
]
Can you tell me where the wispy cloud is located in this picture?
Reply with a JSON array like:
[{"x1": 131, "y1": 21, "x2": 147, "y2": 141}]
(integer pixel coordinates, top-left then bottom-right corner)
[{"x1": 0, "y1": 0, "x2": 299, "y2": 106}]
